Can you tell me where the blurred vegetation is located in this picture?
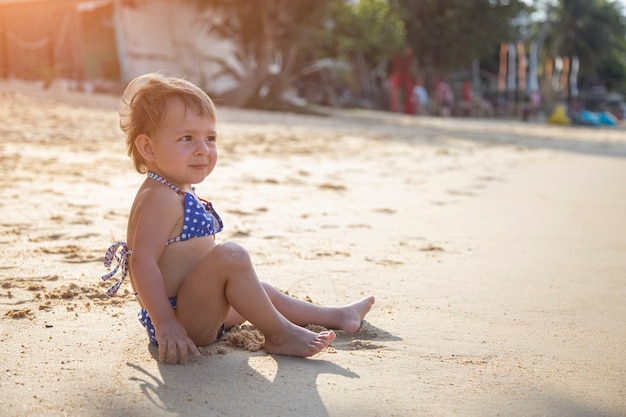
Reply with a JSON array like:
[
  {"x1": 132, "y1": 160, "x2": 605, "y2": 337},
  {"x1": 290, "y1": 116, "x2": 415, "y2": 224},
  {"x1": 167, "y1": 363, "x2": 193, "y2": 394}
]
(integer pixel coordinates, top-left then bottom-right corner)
[
  {"x1": 397, "y1": 0, "x2": 529, "y2": 78},
  {"x1": 541, "y1": 0, "x2": 626, "y2": 92},
  {"x1": 186, "y1": 0, "x2": 626, "y2": 109}
]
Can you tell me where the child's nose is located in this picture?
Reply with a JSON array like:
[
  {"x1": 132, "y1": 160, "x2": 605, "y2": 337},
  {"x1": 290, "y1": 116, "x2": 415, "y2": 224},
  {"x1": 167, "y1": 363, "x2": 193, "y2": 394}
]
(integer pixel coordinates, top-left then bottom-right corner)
[{"x1": 195, "y1": 140, "x2": 210, "y2": 154}]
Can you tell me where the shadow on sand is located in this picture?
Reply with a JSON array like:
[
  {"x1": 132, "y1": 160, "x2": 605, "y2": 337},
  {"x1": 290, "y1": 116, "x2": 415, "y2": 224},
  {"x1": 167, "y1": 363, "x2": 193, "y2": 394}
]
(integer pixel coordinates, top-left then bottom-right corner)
[
  {"x1": 119, "y1": 322, "x2": 401, "y2": 417},
  {"x1": 125, "y1": 353, "x2": 353, "y2": 416}
]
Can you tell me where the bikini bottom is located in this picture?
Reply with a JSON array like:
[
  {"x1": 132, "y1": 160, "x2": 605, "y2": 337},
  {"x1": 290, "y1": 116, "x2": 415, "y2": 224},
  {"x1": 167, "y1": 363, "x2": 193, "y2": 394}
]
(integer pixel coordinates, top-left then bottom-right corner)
[{"x1": 138, "y1": 297, "x2": 225, "y2": 345}]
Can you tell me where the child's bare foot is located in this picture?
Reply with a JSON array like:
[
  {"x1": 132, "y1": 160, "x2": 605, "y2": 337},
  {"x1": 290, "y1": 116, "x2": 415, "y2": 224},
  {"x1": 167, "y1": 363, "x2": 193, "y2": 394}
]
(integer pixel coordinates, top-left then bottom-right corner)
[
  {"x1": 339, "y1": 296, "x2": 375, "y2": 334},
  {"x1": 263, "y1": 325, "x2": 336, "y2": 358}
]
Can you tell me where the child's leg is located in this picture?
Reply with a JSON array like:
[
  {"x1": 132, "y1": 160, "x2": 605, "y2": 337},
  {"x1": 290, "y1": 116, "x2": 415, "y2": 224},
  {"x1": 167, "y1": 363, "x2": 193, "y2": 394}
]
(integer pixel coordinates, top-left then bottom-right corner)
[
  {"x1": 222, "y1": 287, "x2": 375, "y2": 333},
  {"x1": 260, "y1": 284, "x2": 375, "y2": 334},
  {"x1": 175, "y1": 242, "x2": 335, "y2": 357}
]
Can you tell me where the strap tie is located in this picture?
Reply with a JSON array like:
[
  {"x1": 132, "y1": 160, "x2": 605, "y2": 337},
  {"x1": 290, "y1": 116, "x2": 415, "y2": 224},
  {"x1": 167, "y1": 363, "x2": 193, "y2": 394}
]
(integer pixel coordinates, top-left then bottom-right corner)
[{"x1": 101, "y1": 241, "x2": 132, "y2": 297}]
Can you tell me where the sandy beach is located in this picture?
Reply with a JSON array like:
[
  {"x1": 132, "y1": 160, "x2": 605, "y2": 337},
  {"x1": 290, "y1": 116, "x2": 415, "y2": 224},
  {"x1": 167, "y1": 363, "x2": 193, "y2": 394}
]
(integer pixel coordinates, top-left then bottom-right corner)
[{"x1": 1, "y1": 80, "x2": 625, "y2": 417}]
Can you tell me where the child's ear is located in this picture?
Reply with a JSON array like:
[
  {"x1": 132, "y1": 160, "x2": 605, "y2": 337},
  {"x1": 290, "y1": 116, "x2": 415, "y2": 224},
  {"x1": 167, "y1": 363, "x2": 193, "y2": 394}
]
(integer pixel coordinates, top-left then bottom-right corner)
[{"x1": 135, "y1": 134, "x2": 156, "y2": 161}]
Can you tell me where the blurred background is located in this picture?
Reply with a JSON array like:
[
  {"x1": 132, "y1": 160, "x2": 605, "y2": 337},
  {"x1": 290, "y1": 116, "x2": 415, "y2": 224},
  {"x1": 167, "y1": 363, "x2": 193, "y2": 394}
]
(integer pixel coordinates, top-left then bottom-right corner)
[{"x1": 1, "y1": 0, "x2": 625, "y2": 121}]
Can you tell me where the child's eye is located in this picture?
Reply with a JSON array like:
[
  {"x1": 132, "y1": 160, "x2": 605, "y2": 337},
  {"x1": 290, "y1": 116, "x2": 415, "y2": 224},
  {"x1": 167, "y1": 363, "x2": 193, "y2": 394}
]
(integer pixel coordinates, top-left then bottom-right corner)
[
  {"x1": 205, "y1": 135, "x2": 217, "y2": 143},
  {"x1": 179, "y1": 135, "x2": 192, "y2": 142}
]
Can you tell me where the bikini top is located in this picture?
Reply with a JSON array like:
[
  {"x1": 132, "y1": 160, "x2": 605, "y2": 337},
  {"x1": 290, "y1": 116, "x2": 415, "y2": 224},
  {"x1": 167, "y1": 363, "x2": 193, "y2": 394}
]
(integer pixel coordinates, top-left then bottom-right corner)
[
  {"x1": 146, "y1": 171, "x2": 223, "y2": 244},
  {"x1": 101, "y1": 172, "x2": 223, "y2": 297}
]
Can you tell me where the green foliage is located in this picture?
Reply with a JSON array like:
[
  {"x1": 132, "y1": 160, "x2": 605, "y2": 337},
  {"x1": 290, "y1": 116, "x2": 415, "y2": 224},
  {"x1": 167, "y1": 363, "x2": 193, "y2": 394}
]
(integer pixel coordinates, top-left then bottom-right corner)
[
  {"x1": 184, "y1": 0, "x2": 332, "y2": 105},
  {"x1": 543, "y1": 0, "x2": 626, "y2": 91},
  {"x1": 396, "y1": 0, "x2": 529, "y2": 74},
  {"x1": 211, "y1": 1, "x2": 332, "y2": 63},
  {"x1": 185, "y1": 0, "x2": 406, "y2": 106},
  {"x1": 326, "y1": 0, "x2": 406, "y2": 66},
  {"x1": 182, "y1": 0, "x2": 626, "y2": 105}
]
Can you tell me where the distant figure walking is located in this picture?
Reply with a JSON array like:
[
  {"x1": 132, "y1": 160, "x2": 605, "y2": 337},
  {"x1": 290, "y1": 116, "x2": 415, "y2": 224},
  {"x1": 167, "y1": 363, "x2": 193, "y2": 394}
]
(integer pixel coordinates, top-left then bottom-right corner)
[
  {"x1": 435, "y1": 79, "x2": 454, "y2": 117},
  {"x1": 412, "y1": 83, "x2": 429, "y2": 115}
]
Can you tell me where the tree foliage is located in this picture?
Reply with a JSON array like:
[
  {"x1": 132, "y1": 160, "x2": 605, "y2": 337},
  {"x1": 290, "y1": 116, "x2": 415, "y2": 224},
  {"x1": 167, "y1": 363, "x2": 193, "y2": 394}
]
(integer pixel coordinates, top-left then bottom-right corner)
[
  {"x1": 185, "y1": 0, "x2": 332, "y2": 106},
  {"x1": 314, "y1": 0, "x2": 406, "y2": 104},
  {"x1": 184, "y1": 0, "x2": 626, "y2": 107},
  {"x1": 185, "y1": 0, "x2": 406, "y2": 108},
  {"x1": 542, "y1": 0, "x2": 626, "y2": 91},
  {"x1": 325, "y1": 0, "x2": 406, "y2": 68},
  {"x1": 396, "y1": 0, "x2": 529, "y2": 75}
]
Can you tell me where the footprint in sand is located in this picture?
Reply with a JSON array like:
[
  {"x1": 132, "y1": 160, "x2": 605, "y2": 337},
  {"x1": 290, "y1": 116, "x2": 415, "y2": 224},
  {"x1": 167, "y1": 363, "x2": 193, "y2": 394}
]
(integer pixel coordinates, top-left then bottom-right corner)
[
  {"x1": 446, "y1": 189, "x2": 475, "y2": 197},
  {"x1": 364, "y1": 256, "x2": 403, "y2": 266},
  {"x1": 476, "y1": 175, "x2": 504, "y2": 183},
  {"x1": 419, "y1": 244, "x2": 445, "y2": 252},
  {"x1": 373, "y1": 207, "x2": 396, "y2": 214},
  {"x1": 347, "y1": 223, "x2": 372, "y2": 229},
  {"x1": 314, "y1": 250, "x2": 350, "y2": 258},
  {"x1": 318, "y1": 182, "x2": 347, "y2": 191},
  {"x1": 38, "y1": 245, "x2": 99, "y2": 263},
  {"x1": 29, "y1": 233, "x2": 65, "y2": 242}
]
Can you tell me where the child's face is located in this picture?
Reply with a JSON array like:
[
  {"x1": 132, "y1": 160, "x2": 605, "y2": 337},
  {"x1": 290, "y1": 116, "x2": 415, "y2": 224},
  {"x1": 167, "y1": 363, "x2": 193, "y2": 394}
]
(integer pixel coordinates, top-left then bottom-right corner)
[{"x1": 146, "y1": 98, "x2": 217, "y2": 186}]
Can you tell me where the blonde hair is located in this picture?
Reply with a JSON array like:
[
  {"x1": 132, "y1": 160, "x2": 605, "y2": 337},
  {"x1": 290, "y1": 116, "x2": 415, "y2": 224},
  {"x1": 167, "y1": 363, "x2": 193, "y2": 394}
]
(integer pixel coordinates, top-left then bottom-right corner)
[{"x1": 119, "y1": 73, "x2": 217, "y2": 173}]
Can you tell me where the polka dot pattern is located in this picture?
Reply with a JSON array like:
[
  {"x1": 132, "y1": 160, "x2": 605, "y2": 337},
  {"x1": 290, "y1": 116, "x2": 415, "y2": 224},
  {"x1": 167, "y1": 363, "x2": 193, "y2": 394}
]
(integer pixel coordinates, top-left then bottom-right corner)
[
  {"x1": 100, "y1": 172, "x2": 224, "y2": 298},
  {"x1": 167, "y1": 193, "x2": 223, "y2": 245},
  {"x1": 138, "y1": 298, "x2": 225, "y2": 346}
]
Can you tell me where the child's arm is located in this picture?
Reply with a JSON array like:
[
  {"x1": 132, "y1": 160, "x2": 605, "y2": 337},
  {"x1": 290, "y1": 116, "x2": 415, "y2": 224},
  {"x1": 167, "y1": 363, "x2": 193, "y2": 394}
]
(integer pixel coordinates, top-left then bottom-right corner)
[{"x1": 129, "y1": 189, "x2": 201, "y2": 363}]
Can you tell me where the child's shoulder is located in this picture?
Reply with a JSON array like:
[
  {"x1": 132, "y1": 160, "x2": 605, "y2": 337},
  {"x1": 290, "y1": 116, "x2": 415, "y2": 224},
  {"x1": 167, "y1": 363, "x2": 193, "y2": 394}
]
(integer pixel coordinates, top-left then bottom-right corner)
[{"x1": 133, "y1": 180, "x2": 185, "y2": 214}]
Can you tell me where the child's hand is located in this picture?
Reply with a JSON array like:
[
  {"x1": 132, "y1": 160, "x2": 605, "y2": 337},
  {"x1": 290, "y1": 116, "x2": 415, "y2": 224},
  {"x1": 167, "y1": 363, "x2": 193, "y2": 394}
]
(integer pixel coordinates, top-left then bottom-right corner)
[{"x1": 156, "y1": 320, "x2": 201, "y2": 364}]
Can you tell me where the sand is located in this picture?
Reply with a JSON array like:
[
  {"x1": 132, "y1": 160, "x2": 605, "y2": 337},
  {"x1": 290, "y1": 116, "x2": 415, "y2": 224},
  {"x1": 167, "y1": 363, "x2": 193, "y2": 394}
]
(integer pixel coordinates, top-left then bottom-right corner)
[{"x1": 0, "y1": 79, "x2": 625, "y2": 417}]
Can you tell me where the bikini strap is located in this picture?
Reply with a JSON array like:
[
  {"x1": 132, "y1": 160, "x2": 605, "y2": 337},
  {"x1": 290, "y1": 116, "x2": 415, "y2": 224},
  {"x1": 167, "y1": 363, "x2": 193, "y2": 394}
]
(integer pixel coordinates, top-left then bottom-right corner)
[
  {"x1": 102, "y1": 241, "x2": 132, "y2": 297},
  {"x1": 147, "y1": 171, "x2": 185, "y2": 196}
]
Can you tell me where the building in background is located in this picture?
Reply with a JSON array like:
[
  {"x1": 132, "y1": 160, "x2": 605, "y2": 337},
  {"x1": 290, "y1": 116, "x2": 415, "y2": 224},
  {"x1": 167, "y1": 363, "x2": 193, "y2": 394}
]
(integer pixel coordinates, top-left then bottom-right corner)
[{"x1": 0, "y1": 0, "x2": 237, "y2": 97}]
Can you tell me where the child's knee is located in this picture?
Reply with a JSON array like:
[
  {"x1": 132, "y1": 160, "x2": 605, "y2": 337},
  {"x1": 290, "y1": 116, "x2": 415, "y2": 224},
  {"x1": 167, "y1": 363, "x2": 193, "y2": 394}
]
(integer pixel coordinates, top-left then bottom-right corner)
[{"x1": 217, "y1": 241, "x2": 252, "y2": 268}]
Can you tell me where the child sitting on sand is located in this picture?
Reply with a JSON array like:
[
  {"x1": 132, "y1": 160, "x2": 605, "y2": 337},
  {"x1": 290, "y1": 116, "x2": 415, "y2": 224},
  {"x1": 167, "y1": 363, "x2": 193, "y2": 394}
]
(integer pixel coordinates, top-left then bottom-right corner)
[{"x1": 101, "y1": 73, "x2": 375, "y2": 364}]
